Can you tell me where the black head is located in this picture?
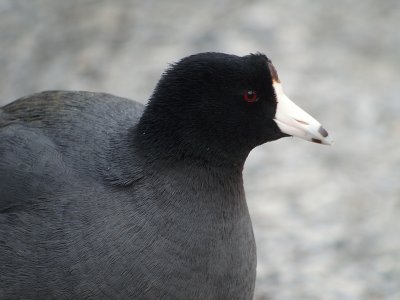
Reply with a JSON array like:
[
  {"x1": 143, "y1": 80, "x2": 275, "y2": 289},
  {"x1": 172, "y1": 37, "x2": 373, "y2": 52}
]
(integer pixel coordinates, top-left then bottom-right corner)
[{"x1": 135, "y1": 52, "x2": 331, "y2": 166}]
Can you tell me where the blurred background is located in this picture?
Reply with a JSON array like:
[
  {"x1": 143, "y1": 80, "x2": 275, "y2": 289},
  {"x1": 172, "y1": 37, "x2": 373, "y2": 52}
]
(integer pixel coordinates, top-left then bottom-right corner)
[{"x1": 1, "y1": 0, "x2": 399, "y2": 299}]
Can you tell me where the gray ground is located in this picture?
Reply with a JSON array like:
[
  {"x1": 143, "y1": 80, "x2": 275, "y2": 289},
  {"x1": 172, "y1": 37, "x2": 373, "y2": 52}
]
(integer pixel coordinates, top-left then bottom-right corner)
[{"x1": 1, "y1": 1, "x2": 399, "y2": 299}]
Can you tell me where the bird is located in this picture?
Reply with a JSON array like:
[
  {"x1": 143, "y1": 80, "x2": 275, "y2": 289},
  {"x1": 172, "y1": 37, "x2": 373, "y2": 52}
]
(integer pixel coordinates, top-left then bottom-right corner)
[{"x1": 0, "y1": 52, "x2": 332, "y2": 299}]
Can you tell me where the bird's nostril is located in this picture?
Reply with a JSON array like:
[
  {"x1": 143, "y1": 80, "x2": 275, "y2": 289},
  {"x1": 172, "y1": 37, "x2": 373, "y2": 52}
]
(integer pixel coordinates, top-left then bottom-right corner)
[{"x1": 295, "y1": 119, "x2": 309, "y2": 125}]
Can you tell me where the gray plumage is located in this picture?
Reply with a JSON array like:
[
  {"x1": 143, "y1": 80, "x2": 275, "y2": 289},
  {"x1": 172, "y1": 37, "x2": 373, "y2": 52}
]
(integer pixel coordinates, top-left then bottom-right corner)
[{"x1": 0, "y1": 53, "x2": 291, "y2": 299}]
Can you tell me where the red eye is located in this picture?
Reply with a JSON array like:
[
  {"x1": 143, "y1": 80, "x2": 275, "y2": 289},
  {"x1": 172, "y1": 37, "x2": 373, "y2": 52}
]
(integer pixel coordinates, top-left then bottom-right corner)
[{"x1": 243, "y1": 90, "x2": 258, "y2": 103}]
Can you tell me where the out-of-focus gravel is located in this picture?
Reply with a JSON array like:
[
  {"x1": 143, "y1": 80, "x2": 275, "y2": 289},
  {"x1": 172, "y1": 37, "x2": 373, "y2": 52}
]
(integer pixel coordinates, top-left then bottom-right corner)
[{"x1": 1, "y1": 1, "x2": 399, "y2": 299}]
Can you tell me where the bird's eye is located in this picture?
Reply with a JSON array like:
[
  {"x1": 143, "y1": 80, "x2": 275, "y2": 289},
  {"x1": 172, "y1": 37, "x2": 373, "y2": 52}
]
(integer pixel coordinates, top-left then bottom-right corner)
[{"x1": 243, "y1": 90, "x2": 258, "y2": 103}]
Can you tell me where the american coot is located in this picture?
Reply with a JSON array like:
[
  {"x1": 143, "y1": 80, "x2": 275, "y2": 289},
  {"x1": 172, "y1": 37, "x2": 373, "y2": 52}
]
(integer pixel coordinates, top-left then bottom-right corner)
[{"x1": 0, "y1": 53, "x2": 331, "y2": 299}]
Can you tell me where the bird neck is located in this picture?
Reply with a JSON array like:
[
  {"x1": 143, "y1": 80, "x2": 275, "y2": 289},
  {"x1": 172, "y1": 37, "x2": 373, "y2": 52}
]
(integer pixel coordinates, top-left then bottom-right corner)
[
  {"x1": 132, "y1": 105, "x2": 250, "y2": 171},
  {"x1": 103, "y1": 123, "x2": 246, "y2": 188}
]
